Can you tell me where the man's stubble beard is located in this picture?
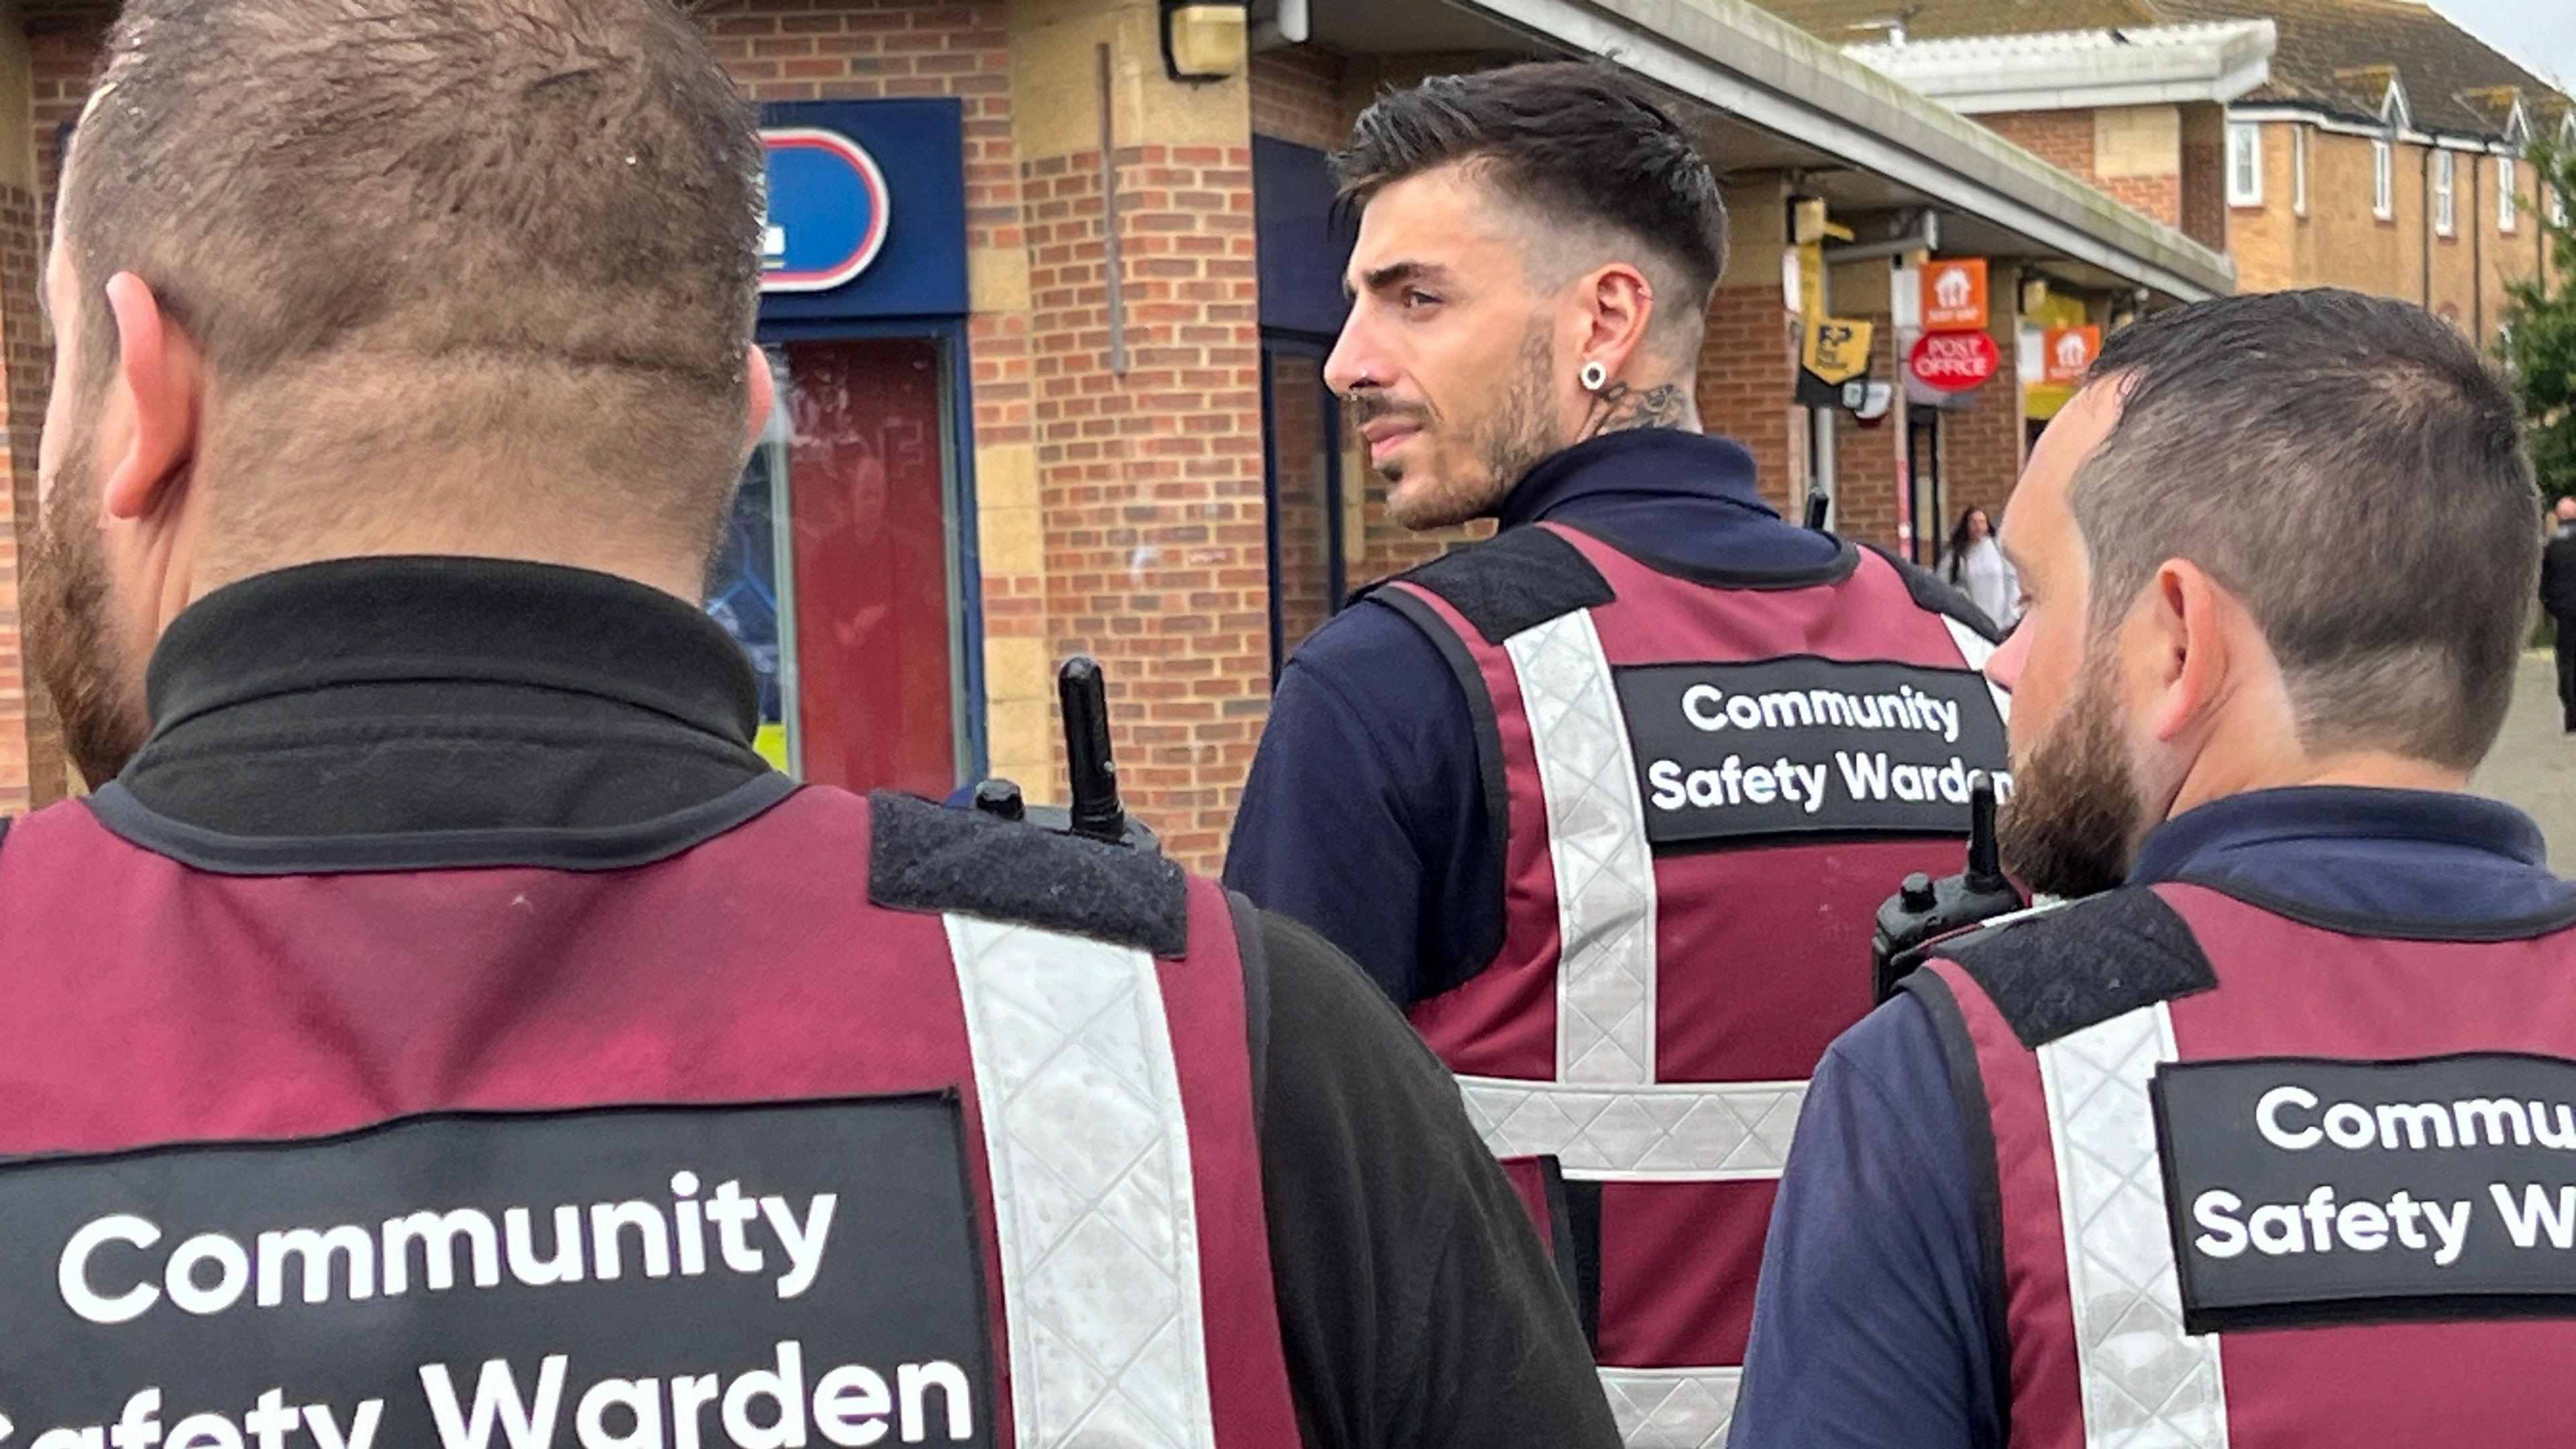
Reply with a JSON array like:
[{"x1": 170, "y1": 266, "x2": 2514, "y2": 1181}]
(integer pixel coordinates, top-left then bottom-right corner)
[
  {"x1": 26, "y1": 418, "x2": 147, "y2": 786},
  {"x1": 1998, "y1": 645, "x2": 2147, "y2": 900},
  {"x1": 1381, "y1": 321, "x2": 1566, "y2": 531}
]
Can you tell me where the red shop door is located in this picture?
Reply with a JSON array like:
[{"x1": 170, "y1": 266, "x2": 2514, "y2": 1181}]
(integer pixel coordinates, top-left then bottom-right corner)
[{"x1": 707, "y1": 337, "x2": 961, "y2": 797}]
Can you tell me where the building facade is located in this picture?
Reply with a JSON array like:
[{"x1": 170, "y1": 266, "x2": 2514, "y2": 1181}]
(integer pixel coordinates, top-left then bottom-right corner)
[
  {"x1": 0, "y1": 0, "x2": 2226, "y2": 875},
  {"x1": 1817, "y1": 0, "x2": 2570, "y2": 354}
]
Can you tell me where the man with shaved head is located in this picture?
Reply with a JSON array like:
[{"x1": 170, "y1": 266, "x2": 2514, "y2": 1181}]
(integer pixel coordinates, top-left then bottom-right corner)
[
  {"x1": 0, "y1": 5, "x2": 1615, "y2": 1445},
  {"x1": 1224, "y1": 61, "x2": 2012, "y2": 1445}
]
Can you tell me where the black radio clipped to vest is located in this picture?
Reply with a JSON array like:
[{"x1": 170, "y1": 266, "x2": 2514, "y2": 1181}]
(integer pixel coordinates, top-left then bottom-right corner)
[
  {"x1": 968, "y1": 655, "x2": 1160, "y2": 855},
  {"x1": 1870, "y1": 772, "x2": 2025, "y2": 1002}
]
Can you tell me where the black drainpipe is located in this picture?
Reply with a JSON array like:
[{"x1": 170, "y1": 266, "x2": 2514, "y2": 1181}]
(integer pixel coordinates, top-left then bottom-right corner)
[
  {"x1": 2420, "y1": 139, "x2": 2434, "y2": 309},
  {"x1": 2472, "y1": 148, "x2": 2484, "y2": 338}
]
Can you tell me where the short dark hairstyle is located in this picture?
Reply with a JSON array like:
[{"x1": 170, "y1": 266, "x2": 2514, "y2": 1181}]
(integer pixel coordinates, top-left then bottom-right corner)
[
  {"x1": 60, "y1": 0, "x2": 765, "y2": 553},
  {"x1": 1334, "y1": 62, "x2": 1727, "y2": 343},
  {"x1": 2073, "y1": 288, "x2": 2538, "y2": 768}
]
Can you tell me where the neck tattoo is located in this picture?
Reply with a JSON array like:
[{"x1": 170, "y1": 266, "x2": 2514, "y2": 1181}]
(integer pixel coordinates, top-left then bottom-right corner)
[{"x1": 1584, "y1": 381, "x2": 1692, "y2": 439}]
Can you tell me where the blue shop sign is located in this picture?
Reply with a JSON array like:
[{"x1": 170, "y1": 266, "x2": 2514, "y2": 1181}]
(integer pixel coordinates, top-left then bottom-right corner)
[
  {"x1": 762, "y1": 128, "x2": 892, "y2": 291},
  {"x1": 757, "y1": 99, "x2": 968, "y2": 323}
]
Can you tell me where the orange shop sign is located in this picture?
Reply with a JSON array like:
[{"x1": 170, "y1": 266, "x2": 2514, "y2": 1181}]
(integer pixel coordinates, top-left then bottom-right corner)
[
  {"x1": 2042, "y1": 325, "x2": 2101, "y2": 384},
  {"x1": 1921, "y1": 258, "x2": 1988, "y2": 331}
]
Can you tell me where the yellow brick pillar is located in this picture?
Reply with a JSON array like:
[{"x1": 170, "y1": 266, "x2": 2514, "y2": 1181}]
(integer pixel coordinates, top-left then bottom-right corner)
[{"x1": 1006, "y1": 0, "x2": 1266, "y2": 868}]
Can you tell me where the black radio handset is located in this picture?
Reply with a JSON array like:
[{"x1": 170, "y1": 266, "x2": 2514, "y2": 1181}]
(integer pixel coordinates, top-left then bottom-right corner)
[
  {"x1": 969, "y1": 654, "x2": 1159, "y2": 854},
  {"x1": 1870, "y1": 773, "x2": 2026, "y2": 1002}
]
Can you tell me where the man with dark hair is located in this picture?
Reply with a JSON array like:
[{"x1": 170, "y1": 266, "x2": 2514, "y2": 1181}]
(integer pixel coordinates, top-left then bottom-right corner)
[
  {"x1": 1224, "y1": 62, "x2": 2010, "y2": 1445},
  {"x1": 2543, "y1": 496, "x2": 2576, "y2": 733},
  {"x1": 7, "y1": 5, "x2": 1617, "y2": 1446},
  {"x1": 1733, "y1": 288, "x2": 2576, "y2": 1448}
]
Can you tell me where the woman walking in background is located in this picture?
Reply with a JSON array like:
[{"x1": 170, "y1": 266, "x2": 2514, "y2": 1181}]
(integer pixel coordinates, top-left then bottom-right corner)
[{"x1": 1942, "y1": 506, "x2": 2018, "y2": 629}]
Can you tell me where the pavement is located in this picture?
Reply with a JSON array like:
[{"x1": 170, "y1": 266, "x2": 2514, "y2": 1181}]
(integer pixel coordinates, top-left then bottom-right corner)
[{"x1": 2470, "y1": 650, "x2": 2576, "y2": 865}]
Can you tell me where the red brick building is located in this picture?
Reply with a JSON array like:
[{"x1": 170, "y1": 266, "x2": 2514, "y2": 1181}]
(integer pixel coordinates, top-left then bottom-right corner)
[{"x1": 0, "y1": 0, "x2": 2227, "y2": 873}]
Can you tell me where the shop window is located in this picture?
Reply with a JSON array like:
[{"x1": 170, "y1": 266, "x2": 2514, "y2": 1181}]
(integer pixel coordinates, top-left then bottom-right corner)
[
  {"x1": 2373, "y1": 140, "x2": 2394, "y2": 220},
  {"x1": 1262, "y1": 342, "x2": 1347, "y2": 679},
  {"x1": 2226, "y1": 123, "x2": 2261, "y2": 207},
  {"x1": 707, "y1": 337, "x2": 964, "y2": 796},
  {"x1": 2292, "y1": 127, "x2": 2307, "y2": 217},
  {"x1": 2435, "y1": 150, "x2": 2455, "y2": 236},
  {"x1": 2501, "y1": 156, "x2": 2518, "y2": 232}
]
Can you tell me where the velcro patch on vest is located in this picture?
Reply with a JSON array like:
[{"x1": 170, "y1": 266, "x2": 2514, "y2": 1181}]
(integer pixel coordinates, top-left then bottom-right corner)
[
  {"x1": 1613, "y1": 657, "x2": 2009, "y2": 847},
  {"x1": 2155, "y1": 1053, "x2": 2576, "y2": 1332},
  {"x1": 0, "y1": 1098, "x2": 994, "y2": 1448}
]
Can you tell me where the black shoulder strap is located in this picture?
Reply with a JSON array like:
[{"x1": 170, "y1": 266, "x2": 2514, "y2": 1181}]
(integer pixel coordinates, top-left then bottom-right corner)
[
  {"x1": 1862, "y1": 543, "x2": 2003, "y2": 644},
  {"x1": 1366, "y1": 526, "x2": 1614, "y2": 645},
  {"x1": 867, "y1": 790, "x2": 1190, "y2": 957},
  {"x1": 1932, "y1": 888, "x2": 2216, "y2": 1048}
]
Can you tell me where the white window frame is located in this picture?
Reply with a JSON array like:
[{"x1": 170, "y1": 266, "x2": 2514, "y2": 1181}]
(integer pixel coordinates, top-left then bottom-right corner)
[
  {"x1": 2557, "y1": 185, "x2": 2570, "y2": 229},
  {"x1": 2500, "y1": 155, "x2": 2518, "y2": 232},
  {"x1": 2373, "y1": 139, "x2": 2394, "y2": 220},
  {"x1": 2226, "y1": 121, "x2": 2263, "y2": 206},
  {"x1": 2434, "y1": 149, "x2": 2455, "y2": 236},
  {"x1": 2291, "y1": 126, "x2": 2307, "y2": 217}
]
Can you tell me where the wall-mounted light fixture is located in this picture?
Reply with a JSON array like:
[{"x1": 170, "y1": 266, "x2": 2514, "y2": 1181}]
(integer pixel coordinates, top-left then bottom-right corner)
[{"x1": 1162, "y1": 0, "x2": 1248, "y2": 83}]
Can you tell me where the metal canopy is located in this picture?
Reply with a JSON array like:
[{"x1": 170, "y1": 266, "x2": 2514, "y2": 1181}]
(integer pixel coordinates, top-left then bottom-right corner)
[{"x1": 1269, "y1": 0, "x2": 2233, "y2": 301}]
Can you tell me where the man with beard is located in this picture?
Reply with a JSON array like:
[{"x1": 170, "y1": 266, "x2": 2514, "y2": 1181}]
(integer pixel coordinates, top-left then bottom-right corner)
[
  {"x1": 1, "y1": 3, "x2": 1620, "y2": 1446},
  {"x1": 1223, "y1": 63, "x2": 2011, "y2": 1445},
  {"x1": 1731, "y1": 289, "x2": 2576, "y2": 1449}
]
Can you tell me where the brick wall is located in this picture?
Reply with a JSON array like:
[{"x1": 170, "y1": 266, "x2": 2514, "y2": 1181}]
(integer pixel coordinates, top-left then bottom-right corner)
[
  {"x1": 1018, "y1": 130, "x2": 1266, "y2": 865},
  {"x1": 14, "y1": 5, "x2": 99, "y2": 804},
  {"x1": 1697, "y1": 282, "x2": 1804, "y2": 516},
  {"x1": 1250, "y1": 45, "x2": 1347, "y2": 150},
  {"x1": 0, "y1": 180, "x2": 56, "y2": 808},
  {"x1": 2178, "y1": 104, "x2": 2226, "y2": 252},
  {"x1": 1827, "y1": 315, "x2": 1905, "y2": 551},
  {"x1": 1982, "y1": 109, "x2": 2095, "y2": 179},
  {"x1": 2105, "y1": 172, "x2": 2182, "y2": 227},
  {"x1": 2231, "y1": 119, "x2": 2534, "y2": 350},
  {"x1": 1941, "y1": 263, "x2": 2025, "y2": 529}
]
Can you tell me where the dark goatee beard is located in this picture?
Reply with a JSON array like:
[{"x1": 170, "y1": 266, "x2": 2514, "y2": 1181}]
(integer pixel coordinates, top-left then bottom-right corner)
[
  {"x1": 1375, "y1": 321, "x2": 1567, "y2": 531},
  {"x1": 1998, "y1": 649, "x2": 2145, "y2": 900},
  {"x1": 25, "y1": 429, "x2": 146, "y2": 787}
]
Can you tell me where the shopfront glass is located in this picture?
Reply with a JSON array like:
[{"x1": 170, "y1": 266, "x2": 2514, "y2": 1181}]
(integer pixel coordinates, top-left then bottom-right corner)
[{"x1": 706, "y1": 336, "x2": 962, "y2": 796}]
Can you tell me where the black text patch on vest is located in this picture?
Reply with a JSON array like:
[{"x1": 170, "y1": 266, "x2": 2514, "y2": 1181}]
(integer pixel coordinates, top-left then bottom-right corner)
[
  {"x1": 1612, "y1": 657, "x2": 2010, "y2": 847},
  {"x1": 0, "y1": 1096, "x2": 992, "y2": 1448},
  {"x1": 2155, "y1": 1054, "x2": 2576, "y2": 1332}
]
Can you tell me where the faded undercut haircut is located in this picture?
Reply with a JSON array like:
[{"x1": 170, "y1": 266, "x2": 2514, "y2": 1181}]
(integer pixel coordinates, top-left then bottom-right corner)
[
  {"x1": 2074, "y1": 288, "x2": 2538, "y2": 769},
  {"x1": 58, "y1": 0, "x2": 765, "y2": 557},
  {"x1": 1333, "y1": 62, "x2": 1727, "y2": 355}
]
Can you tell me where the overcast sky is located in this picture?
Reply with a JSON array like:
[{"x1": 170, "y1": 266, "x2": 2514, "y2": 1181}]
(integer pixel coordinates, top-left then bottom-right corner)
[{"x1": 2430, "y1": 0, "x2": 2573, "y2": 89}]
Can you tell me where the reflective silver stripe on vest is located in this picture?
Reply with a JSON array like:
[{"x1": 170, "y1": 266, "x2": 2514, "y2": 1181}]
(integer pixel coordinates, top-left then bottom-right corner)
[
  {"x1": 1599, "y1": 1365, "x2": 1739, "y2": 1449},
  {"x1": 2037, "y1": 1002, "x2": 2231, "y2": 1449},
  {"x1": 945, "y1": 914, "x2": 1219, "y2": 1449},
  {"x1": 1505, "y1": 608, "x2": 1660, "y2": 1084},
  {"x1": 1456, "y1": 1075, "x2": 1805, "y2": 1180}
]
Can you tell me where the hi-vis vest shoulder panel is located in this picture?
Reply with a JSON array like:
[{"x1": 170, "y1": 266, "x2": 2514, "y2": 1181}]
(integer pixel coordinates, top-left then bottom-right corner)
[
  {"x1": 1909, "y1": 883, "x2": 2576, "y2": 1449},
  {"x1": 1375, "y1": 522, "x2": 2010, "y2": 1449},
  {"x1": 0, "y1": 788, "x2": 1298, "y2": 1449}
]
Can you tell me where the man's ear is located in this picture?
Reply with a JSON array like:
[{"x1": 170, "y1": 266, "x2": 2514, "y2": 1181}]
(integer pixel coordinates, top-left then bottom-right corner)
[
  {"x1": 97, "y1": 271, "x2": 201, "y2": 523},
  {"x1": 1577, "y1": 261, "x2": 1658, "y2": 383},
  {"x1": 741, "y1": 344, "x2": 775, "y2": 455},
  {"x1": 2137, "y1": 558, "x2": 2234, "y2": 745}
]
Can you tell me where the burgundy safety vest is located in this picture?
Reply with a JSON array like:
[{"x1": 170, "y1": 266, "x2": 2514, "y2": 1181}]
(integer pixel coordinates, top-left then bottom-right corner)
[
  {"x1": 1373, "y1": 520, "x2": 2011, "y2": 1447},
  {"x1": 1910, "y1": 883, "x2": 2576, "y2": 1449},
  {"x1": 0, "y1": 784, "x2": 1298, "y2": 1449}
]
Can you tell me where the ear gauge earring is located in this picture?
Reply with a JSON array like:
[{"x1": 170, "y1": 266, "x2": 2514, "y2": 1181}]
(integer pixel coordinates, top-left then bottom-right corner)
[{"x1": 1579, "y1": 360, "x2": 1609, "y2": 392}]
